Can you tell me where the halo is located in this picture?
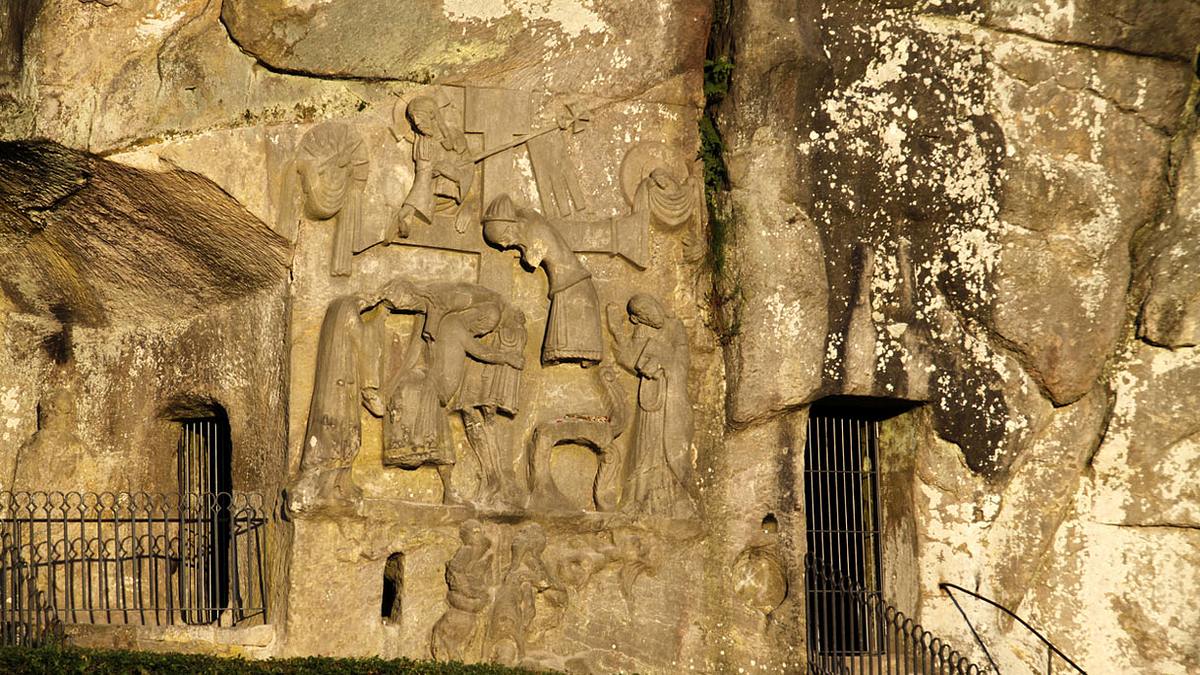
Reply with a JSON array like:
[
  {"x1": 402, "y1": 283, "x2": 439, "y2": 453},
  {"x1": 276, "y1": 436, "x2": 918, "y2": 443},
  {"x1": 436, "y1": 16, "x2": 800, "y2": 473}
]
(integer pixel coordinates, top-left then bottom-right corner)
[{"x1": 618, "y1": 141, "x2": 690, "y2": 206}]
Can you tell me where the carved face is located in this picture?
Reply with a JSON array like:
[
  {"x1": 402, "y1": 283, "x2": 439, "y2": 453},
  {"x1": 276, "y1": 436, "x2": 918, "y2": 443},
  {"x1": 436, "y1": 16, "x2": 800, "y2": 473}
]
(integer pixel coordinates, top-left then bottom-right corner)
[
  {"x1": 627, "y1": 293, "x2": 665, "y2": 329},
  {"x1": 483, "y1": 219, "x2": 520, "y2": 249},
  {"x1": 468, "y1": 304, "x2": 502, "y2": 336},
  {"x1": 406, "y1": 97, "x2": 440, "y2": 136},
  {"x1": 461, "y1": 521, "x2": 488, "y2": 548}
]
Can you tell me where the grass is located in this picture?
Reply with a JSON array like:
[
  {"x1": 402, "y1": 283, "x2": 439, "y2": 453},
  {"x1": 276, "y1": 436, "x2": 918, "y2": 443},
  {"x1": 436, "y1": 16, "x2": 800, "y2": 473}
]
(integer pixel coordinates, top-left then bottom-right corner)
[{"x1": 0, "y1": 645, "x2": 533, "y2": 675}]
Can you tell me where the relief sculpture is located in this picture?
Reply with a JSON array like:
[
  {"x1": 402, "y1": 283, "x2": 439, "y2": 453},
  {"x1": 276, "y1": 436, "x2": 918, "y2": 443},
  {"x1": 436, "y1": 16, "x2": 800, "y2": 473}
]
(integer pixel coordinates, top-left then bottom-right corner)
[
  {"x1": 482, "y1": 194, "x2": 604, "y2": 366},
  {"x1": 431, "y1": 519, "x2": 494, "y2": 662},
  {"x1": 393, "y1": 96, "x2": 476, "y2": 239},
  {"x1": 370, "y1": 278, "x2": 525, "y2": 505},
  {"x1": 525, "y1": 365, "x2": 628, "y2": 512},
  {"x1": 292, "y1": 296, "x2": 380, "y2": 510},
  {"x1": 608, "y1": 294, "x2": 697, "y2": 519},
  {"x1": 277, "y1": 122, "x2": 371, "y2": 276},
  {"x1": 456, "y1": 306, "x2": 528, "y2": 508},
  {"x1": 486, "y1": 523, "x2": 560, "y2": 666}
]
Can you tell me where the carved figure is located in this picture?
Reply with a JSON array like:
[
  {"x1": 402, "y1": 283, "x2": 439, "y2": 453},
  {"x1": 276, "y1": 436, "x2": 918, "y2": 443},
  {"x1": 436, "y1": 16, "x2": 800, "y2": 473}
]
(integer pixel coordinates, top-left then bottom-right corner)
[
  {"x1": 607, "y1": 294, "x2": 696, "y2": 519},
  {"x1": 277, "y1": 122, "x2": 370, "y2": 276},
  {"x1": 482, "y1": 194, "x2": 604, "y2": 365},
  {"x1": 11, "y1": 383, "x2": 88, "y2": 492},
  {"x1": 487, "y1": 523, "x2": 556, "y2": 666},
  {"x1": 372, "y1": 279, "x2": 523, "y2": 504},
  {"x1": 526, "y1": 364, "x2": 628, "y2": 512},
  {"x1": 394, "y1": 96, "x2": 475, "y2": 239},
  {"x1": 619, "y1": 141, "x2": 706, "y2": 262},
  {"x1": 432, "y1": 520, "x2": 494, "y2": 662},
  {"x1": 292, "y1": 296, "x2": 380, "y2": 508},
  {"x1": 455, "y1": 306, "x2": 527, "y2": 507}
]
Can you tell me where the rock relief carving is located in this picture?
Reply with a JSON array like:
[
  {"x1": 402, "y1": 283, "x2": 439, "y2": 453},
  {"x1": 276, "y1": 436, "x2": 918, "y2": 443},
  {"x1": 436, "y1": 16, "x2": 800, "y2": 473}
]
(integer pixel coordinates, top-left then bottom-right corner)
[
  {"x1": 732, "y1": 542, "x2": 787, "y2": 617},
  {"x1": 12, "y1": 384, "x2": 85, "y2": 492},
  {"x1": 431, "y1": 519, "x2": 494, "y2": 662},
  {"x1": 276, "y1": 122, "x2": 370, "y2": 276},
  {"x1": 292, "y1": 296, "x2": 381, "y2": 510},
  {"x1": 486, "y1": 523, "x2": 559, "y2": 666},
  {"x1": 482, "y1": 194, "x2": 605, "y2": 366},
  {"x1": 455, "y1": 305, "x2": 528, "y2": 508},
  {"x1": 393, "y1": 95, "x2": 477, "y2": 239},
  {"x1": 619, "y1": 142, "x2": 703, "y2": 224},
  {"x1": 548, "y1": 530, "x2": 656, "y2": 608},
  {"x1": 607, "y1": 294, "x2": 697, "y2": 519},
  {"x1": 369, "y1": 278, "x2": 525, "y2": 505},
  {"x1": 526, "y1": 364, "x2": 629, "y2": 512}
]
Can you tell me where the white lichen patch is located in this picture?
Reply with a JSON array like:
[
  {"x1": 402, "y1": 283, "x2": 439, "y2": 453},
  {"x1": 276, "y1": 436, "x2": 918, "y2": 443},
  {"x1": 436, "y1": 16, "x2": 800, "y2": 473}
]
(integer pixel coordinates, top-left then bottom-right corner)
[
  {"x1": 443, "y1": 0, "x2": 608, "y2": 39},
  {"x1": 135, "y1": 0, "x2": 189, "y2": 41}
]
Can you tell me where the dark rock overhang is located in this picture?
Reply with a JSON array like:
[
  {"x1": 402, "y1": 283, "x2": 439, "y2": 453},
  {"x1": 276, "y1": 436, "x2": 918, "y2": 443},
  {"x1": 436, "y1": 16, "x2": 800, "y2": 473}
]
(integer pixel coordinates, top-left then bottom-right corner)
[{"x1": 0, "y1": 140, "x2": 290, "y2": 328}]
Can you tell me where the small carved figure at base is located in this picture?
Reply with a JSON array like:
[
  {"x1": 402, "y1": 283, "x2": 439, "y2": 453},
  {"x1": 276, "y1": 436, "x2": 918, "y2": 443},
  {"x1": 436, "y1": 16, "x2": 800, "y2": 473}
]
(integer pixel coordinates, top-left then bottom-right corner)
[
  {"x1": 431, "y1": 519, "x2": 493, "y2": 663},
  {"x1": 486, "y1": 523, "x2": 556, "y2": 666}
]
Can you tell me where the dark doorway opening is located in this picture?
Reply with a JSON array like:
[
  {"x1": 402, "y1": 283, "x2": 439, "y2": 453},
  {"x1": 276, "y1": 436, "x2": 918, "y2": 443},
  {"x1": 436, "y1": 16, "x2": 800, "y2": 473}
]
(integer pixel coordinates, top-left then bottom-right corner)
[
  {"x1": 176, "y1": 410, "x2": 233, "y2": 624},
  {"x1": 382, "y1": 553, "x2": 404, "y2": 624},
  {"x1": 804, "y1": 396, "x2": 917, "y2": 656}
]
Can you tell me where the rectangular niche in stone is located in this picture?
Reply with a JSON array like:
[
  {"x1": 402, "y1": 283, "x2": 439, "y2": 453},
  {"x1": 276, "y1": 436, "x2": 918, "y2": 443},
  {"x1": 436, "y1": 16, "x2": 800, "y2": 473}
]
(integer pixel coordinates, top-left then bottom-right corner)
[{"x1": 382, "y1": 552, "x2": 404, "y2": 625}]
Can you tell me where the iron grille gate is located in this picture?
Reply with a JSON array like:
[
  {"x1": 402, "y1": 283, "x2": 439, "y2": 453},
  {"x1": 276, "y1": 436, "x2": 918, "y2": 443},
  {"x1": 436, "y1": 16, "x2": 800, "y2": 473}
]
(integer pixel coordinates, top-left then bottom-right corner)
[
  {"x1": 178, "y1": 418, "x2": 233, "y2": 624},
  {"x1": 804, "y1": 412, "x2": 885, "y2": 658}
]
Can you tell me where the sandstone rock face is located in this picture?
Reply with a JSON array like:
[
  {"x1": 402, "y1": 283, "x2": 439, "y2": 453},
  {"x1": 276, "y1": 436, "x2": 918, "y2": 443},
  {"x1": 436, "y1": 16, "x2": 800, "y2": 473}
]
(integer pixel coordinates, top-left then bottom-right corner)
[{"x1": 0, "y1": 0, "x2": 1196, "y2": 673}]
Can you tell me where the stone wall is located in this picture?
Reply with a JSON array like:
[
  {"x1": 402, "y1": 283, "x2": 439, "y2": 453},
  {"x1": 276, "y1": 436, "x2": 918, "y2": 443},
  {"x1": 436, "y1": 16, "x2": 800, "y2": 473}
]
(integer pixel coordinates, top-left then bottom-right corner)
[{"x1": 0, "y1": 0, "x2": 1196, "y2": 673}]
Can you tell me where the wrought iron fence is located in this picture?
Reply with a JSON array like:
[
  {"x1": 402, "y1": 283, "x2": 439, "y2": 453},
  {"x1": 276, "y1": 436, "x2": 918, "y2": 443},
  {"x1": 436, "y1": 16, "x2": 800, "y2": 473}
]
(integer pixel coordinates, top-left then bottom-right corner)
[
  {"x1": 806, "y1": 554, "x2": 986, "y2": 675},
  {"x1": 0, "y1": 491, "x2": 268, "y2": 633},
  {"x1": 0, "y1": 530, "x2": 62, "y2": 646}
]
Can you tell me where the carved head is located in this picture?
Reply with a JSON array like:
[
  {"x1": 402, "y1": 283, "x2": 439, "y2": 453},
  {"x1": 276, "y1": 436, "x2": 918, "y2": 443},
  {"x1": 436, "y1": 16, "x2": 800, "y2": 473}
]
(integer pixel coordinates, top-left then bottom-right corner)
[
  {"x1": 466, "y1": 303, "x2": 502, "y2": 337},
  {"x1": 405, "y1": 96, "x2": 441, "y2": 136},
  {"x1": 512, "y1": 523, "x2": 547, "y2": 559},
  {"x1": 460, "y1": 519, "x2": 488, "y2": 548},
  {"x1": 627, "y1": 294, "x2": 665, "y2": 329}
]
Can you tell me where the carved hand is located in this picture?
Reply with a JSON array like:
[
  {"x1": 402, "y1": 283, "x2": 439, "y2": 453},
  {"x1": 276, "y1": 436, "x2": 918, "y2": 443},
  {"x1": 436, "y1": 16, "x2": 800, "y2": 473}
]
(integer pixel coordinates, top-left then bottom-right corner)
[
  {"x1": 361, "y1": 388, "x2": 385, "y2": 418},
  {"x1": 638, "y1": 357, "x2": 664, "y2": 380},
  {"x1": 393, "y1": 204, "x2": 414, "y2": 240}
]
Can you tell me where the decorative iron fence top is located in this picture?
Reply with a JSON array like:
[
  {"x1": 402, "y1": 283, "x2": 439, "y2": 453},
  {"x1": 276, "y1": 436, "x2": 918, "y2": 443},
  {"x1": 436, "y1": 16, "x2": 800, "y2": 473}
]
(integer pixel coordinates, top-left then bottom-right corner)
[{"x1": 0, "y1": 491, "x2": 267, "y2": 516}]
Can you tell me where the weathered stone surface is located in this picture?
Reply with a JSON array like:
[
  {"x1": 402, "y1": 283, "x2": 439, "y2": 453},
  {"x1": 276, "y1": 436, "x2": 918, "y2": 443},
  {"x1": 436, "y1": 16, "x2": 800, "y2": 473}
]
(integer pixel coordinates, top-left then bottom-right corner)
[
  {"x1": 1137, "y1": 127, "x2": 1200, "y2": 348},
  {"x1": 1092, "y1": 343, "x2": 1200, "y2": 528},
  {"x1": 1, "y1": 0, "x2": 1198, "y2": 673},
  {"x1": 986, "y1": 0, "x2": 1200, "y2": 62},
  {"x1": 717, "y1": 0, "x2": 828, "y2": 425},
  {"x1": 221, "y1": 0, "x2": 708, "y2": 103},
  {"x1": 984, "y1": 36, "x2": 1190, "y2": 404}
]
